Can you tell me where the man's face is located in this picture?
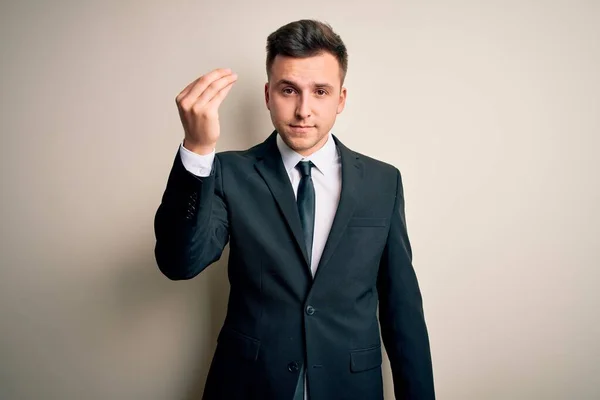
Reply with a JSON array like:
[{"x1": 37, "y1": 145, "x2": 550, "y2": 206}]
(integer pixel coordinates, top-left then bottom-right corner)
[{"x1": 265, "y1": 52, "x2": 347, "y2": 156}]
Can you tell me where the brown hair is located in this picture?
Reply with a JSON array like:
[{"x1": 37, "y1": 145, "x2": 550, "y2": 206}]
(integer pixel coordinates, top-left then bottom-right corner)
[{"x1": 266, "y1": 19, "x2": 348, "y2": 84}]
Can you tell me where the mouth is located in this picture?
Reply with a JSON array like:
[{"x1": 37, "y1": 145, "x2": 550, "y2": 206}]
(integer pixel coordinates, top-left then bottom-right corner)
[{"x1": 290, "y1": 125, "x2": 315, "y2": 128}]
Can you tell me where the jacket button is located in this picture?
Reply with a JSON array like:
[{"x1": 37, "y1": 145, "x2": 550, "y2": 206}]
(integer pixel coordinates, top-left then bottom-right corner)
[
  {"x1": 288, "y1": 361, "x2": 299, "y2": 373},
  {"x1": 306, "y1": 305, "x2": 315, "y2": 315}
]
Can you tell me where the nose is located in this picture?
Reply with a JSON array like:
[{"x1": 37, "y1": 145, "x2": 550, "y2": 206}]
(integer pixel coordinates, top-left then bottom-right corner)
[{"x1": 295, "y1": 95, "x2": 311, "y2": 120}]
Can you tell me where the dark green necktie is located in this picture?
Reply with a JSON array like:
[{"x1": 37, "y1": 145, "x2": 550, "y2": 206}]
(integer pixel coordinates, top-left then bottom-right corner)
[
  {"x1": 296, "y1": 161, "x2": 315, "y2": 265},
  {"x1": 294, "y1": 162, "x2": 314, "y2": 400}
]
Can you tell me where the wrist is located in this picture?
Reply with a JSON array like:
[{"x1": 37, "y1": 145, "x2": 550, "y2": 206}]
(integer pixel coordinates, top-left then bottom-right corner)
[{"x1": 183, "y1": 138, "x2": 216, "y2": 155}]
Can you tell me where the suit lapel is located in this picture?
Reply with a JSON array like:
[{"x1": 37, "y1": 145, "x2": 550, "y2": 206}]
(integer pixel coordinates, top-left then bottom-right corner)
[
  {"x1": 313, "y1": 135, "x2": 363, "y2": 281},
  {"x1": 254, "y1": 132, "x2": 311, "y2": 268},
  {"x1": 253, "y1": 132, "x2": 364, "y2": 280}
]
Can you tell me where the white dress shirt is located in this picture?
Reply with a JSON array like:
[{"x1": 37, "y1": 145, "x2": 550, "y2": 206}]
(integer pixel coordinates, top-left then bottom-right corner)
[
  {"x1": 179, "y1": 133, "x2": 342, "y2": 398},
  {"x1": 179, "y1": 132, "x2": 342, "y2": 277}
]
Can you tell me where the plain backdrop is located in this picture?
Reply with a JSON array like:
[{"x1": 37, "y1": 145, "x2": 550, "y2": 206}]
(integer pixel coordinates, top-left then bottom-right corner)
[{"x1": 1, "y1": 0, "x2": 599, "y2": 399}]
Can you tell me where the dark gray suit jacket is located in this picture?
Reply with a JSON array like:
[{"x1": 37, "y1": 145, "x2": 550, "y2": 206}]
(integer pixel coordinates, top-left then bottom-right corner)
[{"x1": 154, "y1": 131, "x2": 435, "y2": 399}]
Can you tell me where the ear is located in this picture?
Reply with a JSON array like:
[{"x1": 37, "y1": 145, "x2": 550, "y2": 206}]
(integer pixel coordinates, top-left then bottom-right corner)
[
  {"x1": 264, "y1": 82, "x2": 270, "y2": 111},
  {"x1": 337, "y1": 86, "x2": 347, "y2": 114}
]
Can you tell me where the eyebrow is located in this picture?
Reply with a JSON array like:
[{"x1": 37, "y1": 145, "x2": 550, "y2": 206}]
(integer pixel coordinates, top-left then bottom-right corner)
[{"x1": 275, "y1": 79, "x2": 335, "y2": 90}]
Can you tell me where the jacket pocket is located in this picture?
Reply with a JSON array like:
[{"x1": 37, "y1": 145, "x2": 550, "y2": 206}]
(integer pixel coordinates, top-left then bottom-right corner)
[
  {"x1": 350, "y1": 344, "x2": 383, "y2": 372},
  {"x1": 217, "y1": 327, "x2": 261, "y2": 362},
  {"x1": 347, "y1": 217, "x2": 387, "y2": 227}
]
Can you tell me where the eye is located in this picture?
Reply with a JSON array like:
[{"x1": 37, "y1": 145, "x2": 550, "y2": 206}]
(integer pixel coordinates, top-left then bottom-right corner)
[
  {"x1": 316, "y1": 89, "x2": 328, "y2": 96},
  {"x1": 282, "y1": 87, "x2": 296, "y2": 95}
]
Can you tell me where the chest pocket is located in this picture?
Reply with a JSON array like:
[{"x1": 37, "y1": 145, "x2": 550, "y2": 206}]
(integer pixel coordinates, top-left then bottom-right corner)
[{"x1": 347, "y1": 217, "x2": 387, "y2": 228}]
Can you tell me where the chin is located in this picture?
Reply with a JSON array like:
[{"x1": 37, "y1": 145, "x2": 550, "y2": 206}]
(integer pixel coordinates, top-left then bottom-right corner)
[
  {"x1": 281, "y1": 132, "x2": 328, "y2": 155},
  {"x1": 281, "y1": 132, "x2": 311, "y2": 146}
]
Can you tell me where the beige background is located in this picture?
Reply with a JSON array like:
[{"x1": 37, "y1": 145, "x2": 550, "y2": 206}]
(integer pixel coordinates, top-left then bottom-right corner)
[{"x1": 1, "y1": 0, "x2": 599, "y2": 399}]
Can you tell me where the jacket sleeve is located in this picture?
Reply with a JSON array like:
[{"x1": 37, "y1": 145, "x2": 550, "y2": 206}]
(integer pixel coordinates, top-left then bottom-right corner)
[
  {"x1": 154, "y1": 149, "x2": 229, "y2": 280},
  {"x1": 377, "y1": 169, "x2": 435, "y2": 399}
]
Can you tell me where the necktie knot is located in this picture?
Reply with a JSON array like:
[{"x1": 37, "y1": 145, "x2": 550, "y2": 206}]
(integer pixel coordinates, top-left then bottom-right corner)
[{"x1": 296, "y1": 161, "x2": 314, "y2": 177}]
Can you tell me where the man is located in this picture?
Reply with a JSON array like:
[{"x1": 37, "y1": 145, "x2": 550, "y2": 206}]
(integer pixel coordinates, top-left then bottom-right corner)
[{"x1": 154, "y1": 19, "x2": 434, "y2": 400}]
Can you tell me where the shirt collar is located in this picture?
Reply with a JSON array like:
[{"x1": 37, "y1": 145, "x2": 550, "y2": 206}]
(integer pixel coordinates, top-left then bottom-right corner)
[{"x1": 276, "y1": 131, "x2": 338, "y2": 176}]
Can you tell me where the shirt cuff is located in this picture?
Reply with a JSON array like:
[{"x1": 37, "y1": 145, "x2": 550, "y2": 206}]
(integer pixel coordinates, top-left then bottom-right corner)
[{"x1": 179, "y1": 142, "x2": 215, "y2": 177}]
